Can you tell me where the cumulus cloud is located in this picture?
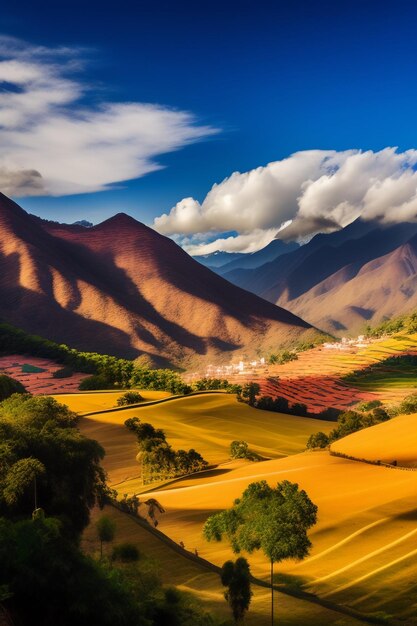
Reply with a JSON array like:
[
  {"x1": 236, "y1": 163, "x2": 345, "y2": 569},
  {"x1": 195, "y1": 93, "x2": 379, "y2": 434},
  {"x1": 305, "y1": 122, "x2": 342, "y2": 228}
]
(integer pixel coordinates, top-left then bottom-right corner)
[
  {"x1": 154, "y1": 148, "x2": 417, "y2": 253},
  {"x1": 0, "y1": 36, "x2": 218, "y2": 196}
]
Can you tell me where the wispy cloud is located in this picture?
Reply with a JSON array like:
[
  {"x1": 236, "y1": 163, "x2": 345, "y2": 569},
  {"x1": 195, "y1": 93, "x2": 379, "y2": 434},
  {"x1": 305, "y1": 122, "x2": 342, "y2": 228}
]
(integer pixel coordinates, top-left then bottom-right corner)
[
  {"x1": 0, "y1": 36, "x2": 218, "y2": 196},
  {"x1": 154, "y1": 148, "x2": 417, "y2": 253}
]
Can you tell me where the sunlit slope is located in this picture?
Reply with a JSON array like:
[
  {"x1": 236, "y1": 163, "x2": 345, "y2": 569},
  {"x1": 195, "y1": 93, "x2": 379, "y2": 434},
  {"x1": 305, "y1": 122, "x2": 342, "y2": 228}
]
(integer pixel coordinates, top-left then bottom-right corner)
[
  {"x1": 52, "y1": 389, "x2": 170, "y2": 414},
  {"x1": 141, "y1": 452, "x2": 417, "y2": 620},
  {"x1": 331, "y1": 413, "x2": 417, "y2": 467},
  {"x1": 83, "y1": 505, "x2": 366, "y2": 626},
  {"x1": 78, "y1": 393, "x2": 334, "y2": 489}
]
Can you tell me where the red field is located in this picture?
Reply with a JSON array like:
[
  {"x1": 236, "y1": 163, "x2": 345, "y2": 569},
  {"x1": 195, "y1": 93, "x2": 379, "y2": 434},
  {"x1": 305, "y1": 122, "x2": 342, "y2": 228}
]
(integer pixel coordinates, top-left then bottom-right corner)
[
  {"x1": 224, "y1": 336, "x2": 417, "y2": 413},
  {"x1": 0, "y1": 355, "x2": 88, "y2": 394}
]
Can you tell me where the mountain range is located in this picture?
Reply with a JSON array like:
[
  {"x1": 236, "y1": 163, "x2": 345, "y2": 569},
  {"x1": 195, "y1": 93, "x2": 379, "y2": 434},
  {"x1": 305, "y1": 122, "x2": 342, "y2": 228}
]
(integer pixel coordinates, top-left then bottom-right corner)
[
  {"x1": 0, "y1": 193, "x2": 319, "y2": 368},
  {"x1": 208, "y1": 219, "x2": 417, "y2": 334}
]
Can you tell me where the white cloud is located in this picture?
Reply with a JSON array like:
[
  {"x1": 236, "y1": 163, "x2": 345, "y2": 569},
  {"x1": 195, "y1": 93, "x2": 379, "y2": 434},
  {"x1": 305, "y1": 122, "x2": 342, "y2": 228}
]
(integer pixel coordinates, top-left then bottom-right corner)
[
  {"x1": 183, "y1": 228, "x2": 279, "y2": 255},
  {"x1": 154, "y1": 148, "x2": 417, "y2": 253},
  {"x1": 0, "y1": 36, "x2": 218, "y2": 196}
]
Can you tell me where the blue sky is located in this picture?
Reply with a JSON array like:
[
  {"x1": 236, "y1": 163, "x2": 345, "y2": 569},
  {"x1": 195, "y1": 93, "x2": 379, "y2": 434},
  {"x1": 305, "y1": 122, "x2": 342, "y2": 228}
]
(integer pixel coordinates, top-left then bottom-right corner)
[{"x1": 2, "y1": 1, "x2": 417, "y2": 252}]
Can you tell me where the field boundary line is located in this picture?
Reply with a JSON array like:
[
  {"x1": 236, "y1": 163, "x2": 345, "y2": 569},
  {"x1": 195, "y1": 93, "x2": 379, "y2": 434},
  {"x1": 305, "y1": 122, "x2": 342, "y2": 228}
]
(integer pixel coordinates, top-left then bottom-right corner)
[
  {"x1": 80, "y1": 390, "x2": 228, "y2": 417},
  {"x1": 109, "y1": 502, "x2": 397, "y2": 625}
]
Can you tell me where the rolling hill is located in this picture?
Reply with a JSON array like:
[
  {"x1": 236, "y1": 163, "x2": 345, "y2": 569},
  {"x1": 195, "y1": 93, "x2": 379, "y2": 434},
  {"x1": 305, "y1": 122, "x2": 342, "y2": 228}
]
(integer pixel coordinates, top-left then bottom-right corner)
[
  {"x1": 72, "y1": 388, "x2": 417, "y2": 623},
  {"x1": 0, "y1": 193, "x2": 319, "y2": 368}
]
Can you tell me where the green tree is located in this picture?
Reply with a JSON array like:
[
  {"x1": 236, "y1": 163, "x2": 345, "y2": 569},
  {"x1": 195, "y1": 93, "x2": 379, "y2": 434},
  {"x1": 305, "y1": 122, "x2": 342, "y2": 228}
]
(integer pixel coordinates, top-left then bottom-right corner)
[
  {"x1": 0, "y1": 376, "x2": 26, "y2": 401},
  {"x1": 230, "y1": 441, "x2": 250, "y2": 459},
  {"x1": 96, "y1": 515, "x2": 116, "y2": 558},
  {"x1": 117, "y1": 391, "x2": 143, "y2": 406},
  {"x1": 0, "y1": 394, "x2": 108, "y2": 536},
  {"x1": 220, "y1": 557, "x2": 252, "y2": 624},
  {"x1": 203, "y1": 480, "x2": 317, "y2": 625},
  {"x1": 241, "y1": 383, "x2": 260, "y2": 406},
  {"x1": 306, "y1": 432, "x2": 329, "y2": 449}
]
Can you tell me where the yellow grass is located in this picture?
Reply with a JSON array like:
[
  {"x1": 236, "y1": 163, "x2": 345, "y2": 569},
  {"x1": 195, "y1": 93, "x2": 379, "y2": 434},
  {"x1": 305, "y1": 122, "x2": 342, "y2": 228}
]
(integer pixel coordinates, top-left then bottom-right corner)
[
  {"x1": 74, "y1": 388, "x2": 417, "y2": 621},
  {"x1": 140, "y1": 451, "x2": 417, "y2": 621},
  {"x1": 83, "y1": 505, "x2": 366, "y2": 625},
  {"x1": 78, "y1": 393, "x2": 334, "y2": 490},
  {"x1": 331, "y1": 412, "x2": 417, "y2": 468},
  {"x1": 52, "y1": 389, "x2": 171, "y2": 413}
]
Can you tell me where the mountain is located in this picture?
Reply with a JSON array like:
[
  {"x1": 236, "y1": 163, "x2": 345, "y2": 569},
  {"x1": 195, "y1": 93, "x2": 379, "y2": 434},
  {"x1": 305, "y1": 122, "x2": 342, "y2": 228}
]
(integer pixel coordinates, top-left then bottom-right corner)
[
  {"x1": 0, "y1": 193, "x2": 319, "y2": 368},
  {"x1": 212, "y1": 238, "x2": 300, "y2": 275},
  {"x1": 288, "y1": 235, "x2": 417, "y2": 333},
  {"x1": 192, "y1": 250, "x2": 246, "y2": 269},
  {"x1": 223, "y1": 219, "x2": 417, "y2": 334}
]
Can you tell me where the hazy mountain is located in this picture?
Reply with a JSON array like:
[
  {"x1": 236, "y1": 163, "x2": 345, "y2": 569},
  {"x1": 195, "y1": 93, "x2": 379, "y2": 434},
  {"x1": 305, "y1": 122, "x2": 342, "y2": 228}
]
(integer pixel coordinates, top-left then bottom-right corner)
[
  {"x1": 192, "y1": 250, "x2": 246, "y2": 268},
  {"x1": 222, "y1": 219, "x2": 417, "y2": 334},
  {"x1": 0, "y1": 193, "x2": 318, "y2": 368},
  {"x1": 213, "y1": 239, "x2": 300, "y2": 275}
]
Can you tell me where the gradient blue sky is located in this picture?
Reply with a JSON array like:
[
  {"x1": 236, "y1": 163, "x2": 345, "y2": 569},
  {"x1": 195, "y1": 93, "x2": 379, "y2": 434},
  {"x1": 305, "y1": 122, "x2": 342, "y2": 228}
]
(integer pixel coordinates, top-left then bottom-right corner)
[{"x1": 2, "y1": 0, "x2": 417, "y2": 236}]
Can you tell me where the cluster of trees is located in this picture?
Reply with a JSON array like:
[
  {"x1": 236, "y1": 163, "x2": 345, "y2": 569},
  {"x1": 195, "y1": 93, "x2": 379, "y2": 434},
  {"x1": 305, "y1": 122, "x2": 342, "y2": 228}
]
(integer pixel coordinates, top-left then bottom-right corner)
[
  {"x1": 365, "y1": 311, "x2": 417, "y2": 338},
  {"x1": 0, "y1": 392, "x2": 217, "y2": 625},
  {"x1": 255, "y1": 393, "x2": 341, "y2": 421},
  {"x1": 117, "y1": 391, "x2": 144, "y2": 406},
  {"x1": 307, "y1": 407, "x2": 390, "y2": 449},
  {"x1": 0, "y1": 374, "x2": 26, "y2": 401},
  {"x1": 192, "y1": 377, "x2": 242, "y2": 394},
  {"x1": 125, "y1": 417, "x2": 208, "y2": 483},
  {"x1": 229, "y1": 440, "x2": 260, "y2": 462},
  {"x1": 268, "y1": 350, "x2": 298, "y2": 365}
]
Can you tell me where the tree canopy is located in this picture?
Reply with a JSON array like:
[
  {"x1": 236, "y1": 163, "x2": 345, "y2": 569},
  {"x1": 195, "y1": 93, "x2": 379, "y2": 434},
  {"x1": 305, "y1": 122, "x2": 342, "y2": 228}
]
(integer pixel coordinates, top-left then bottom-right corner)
[
  {"x1": 0, "y1": 394, "x2": 108, "y2": 536},
  {"x1": 203, "y1": 480, "x2": 317, "y2": 564}
]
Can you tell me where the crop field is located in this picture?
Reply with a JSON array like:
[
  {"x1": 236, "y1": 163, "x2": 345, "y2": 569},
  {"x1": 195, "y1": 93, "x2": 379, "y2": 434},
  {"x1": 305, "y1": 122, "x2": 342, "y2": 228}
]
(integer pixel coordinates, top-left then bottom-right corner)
[
  {"x1": 74, "y1": 386, "x2": 417, "y2": 623},
  {"x1": 0, "y1": 354, "x2": 89, "y2": 393},
  {"x1": 331, "y1": 412, "x2": 417, "y2": 468},
  {"x1": 83, "y1": 505, "x2": 366, "y2": 626},
  {"x1": 228, "y1": 333, "x2": 417, "y2": 412},
  {"x1": 76, "y1": 393, "x2": 334, "y2": 491},
  {"x1": 141, "y1": 451, "x2": 417, "y2": 623}
]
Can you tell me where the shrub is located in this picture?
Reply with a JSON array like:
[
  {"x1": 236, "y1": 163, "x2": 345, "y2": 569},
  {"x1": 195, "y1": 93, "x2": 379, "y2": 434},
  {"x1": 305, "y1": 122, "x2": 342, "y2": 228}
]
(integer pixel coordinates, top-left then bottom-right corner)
[
  {"x1": 0, "y1": 375, "x2": 26, "y2": 401},
  {"x1": 117, "y1": 391, "x2": 143, "y2": 406},
  {"x1": 52, "y1": 366, "x2": 73, "y2": 379},
  {"x1": 306, "y1": 432, "x2": 329, "y2": 449},
  {"x1": 230, "y1": 440, "x2": 250, "y2": 459},
  {"x1": 79, "y1": 374, "x2": 112, "y2": 390},
  {"x1": 112, "y1": 542, "x2": 140, "y2": 563},
  {"x1": 356, "y1": 399, "x2": 382, "y2": 411}
]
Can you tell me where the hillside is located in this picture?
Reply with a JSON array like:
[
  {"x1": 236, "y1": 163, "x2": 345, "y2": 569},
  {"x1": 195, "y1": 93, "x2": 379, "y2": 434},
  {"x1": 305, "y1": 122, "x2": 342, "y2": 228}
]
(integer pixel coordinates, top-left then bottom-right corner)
[
  {"x1": 0, "y1": 193, "x2": 318, "y2": 368},
  {"x1": 330, "y1": 412, "x2": 417, "y2": 467},
  {"x1": 74, "y1": 388, "x2": 417, "y2": 623},
  {"x1": 223, "y1": 220, "x2": 417, "y2": 334}
]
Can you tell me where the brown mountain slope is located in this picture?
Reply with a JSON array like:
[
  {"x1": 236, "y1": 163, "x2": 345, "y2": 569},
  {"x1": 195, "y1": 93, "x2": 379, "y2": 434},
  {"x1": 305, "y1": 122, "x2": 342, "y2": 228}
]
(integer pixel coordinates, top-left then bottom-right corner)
[
  {"x1": 0, "y1": 194, "x2": 318, "y2": 367},
  {"x1": 284, "y1": 236, "x2": 417, "y2": 334}
]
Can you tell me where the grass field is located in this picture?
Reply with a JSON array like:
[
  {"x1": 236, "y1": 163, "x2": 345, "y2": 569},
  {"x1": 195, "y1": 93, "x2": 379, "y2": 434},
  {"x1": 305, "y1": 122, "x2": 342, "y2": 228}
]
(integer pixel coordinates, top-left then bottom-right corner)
[
  {"x1": 74, "y1": 390, "x2": 417, "y2": 623},
  {"x1": 140, "y1": 451, "x2": 417, "y2": 622},
  {"x1": 83, "y1": 505, "x2": 366, "y2": 625},
  {"x1": 56, "y1": 334, "x2": 417, "y2": 623},
  {"x1": 331, "y1": 412, "x2": 417, "y2": 468},
  {"x1": 76, "y1": 393, "x2": 334, "y2": 491}
]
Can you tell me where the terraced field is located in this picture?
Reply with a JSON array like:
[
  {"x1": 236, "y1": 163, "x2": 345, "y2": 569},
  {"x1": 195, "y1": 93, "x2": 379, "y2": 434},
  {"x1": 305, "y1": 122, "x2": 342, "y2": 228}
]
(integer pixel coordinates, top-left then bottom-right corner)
[{"x1": 230, "y1": 333, "x2": 417, "y2": 412}]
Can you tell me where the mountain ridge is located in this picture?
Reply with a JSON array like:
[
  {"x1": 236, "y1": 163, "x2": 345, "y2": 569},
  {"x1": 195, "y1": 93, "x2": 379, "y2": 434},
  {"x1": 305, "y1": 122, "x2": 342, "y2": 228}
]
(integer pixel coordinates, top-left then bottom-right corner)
[{"x1": 0, "y1": 194, "x2": 319, "y2": 368}]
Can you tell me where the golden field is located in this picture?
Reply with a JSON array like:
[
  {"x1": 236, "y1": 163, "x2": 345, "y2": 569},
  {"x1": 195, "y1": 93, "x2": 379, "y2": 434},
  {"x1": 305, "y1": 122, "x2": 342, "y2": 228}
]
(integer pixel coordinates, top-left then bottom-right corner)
[{"x1": 70, "y1": 388, "x2": 417, "y2": 623}]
